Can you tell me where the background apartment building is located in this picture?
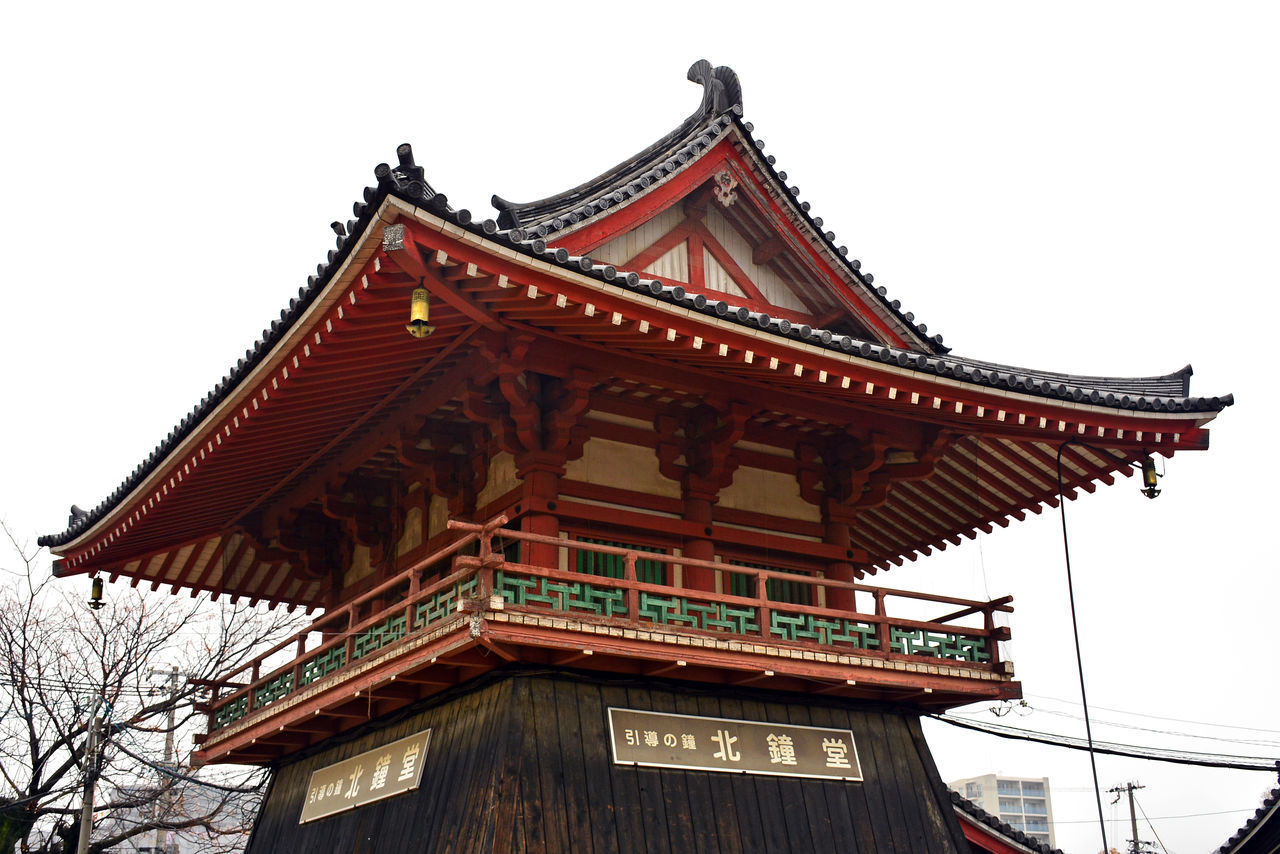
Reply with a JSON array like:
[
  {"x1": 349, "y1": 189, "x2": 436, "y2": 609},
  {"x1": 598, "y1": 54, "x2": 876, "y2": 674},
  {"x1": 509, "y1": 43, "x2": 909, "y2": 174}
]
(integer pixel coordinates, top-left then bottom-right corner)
[{"x1": 949, "y1": 774, "x2": 1056, "y2": 847}]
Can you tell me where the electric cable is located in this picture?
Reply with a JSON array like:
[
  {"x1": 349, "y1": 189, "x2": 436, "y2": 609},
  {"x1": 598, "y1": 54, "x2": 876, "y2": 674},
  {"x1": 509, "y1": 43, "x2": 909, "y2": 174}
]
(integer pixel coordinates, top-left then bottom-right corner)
[
  {"x1": 1135, "y1": 794, "x2": 1169, "y2": 854},
  {"x1": 1056, "y1": 438, "x2": 1113, "y2": 853},
  {"x1": 930, "y1": 712, "x2": 1280, "y2": 770},
  {"x1": 1026, "y1": 707, "x2": 1280, "y2": 748},
  {"x1": 0, "y1": 677, "x2": 166, "y2": 696},
  {"x1": 1023, "y1": 691, "x2": 1280, "y2": 734},
  {"x1": 948, "y1": 704, "x2": 1280, "y2": 748},
  {"x1": 110, "y1": 738, "x2": 267, "y2": 795},
  {"x1": 0, "y1": 782, "x2": 84, "y2": 809},
  {"x1": 1049, "y1": 807, "x2": 1252, "y2": 824}
]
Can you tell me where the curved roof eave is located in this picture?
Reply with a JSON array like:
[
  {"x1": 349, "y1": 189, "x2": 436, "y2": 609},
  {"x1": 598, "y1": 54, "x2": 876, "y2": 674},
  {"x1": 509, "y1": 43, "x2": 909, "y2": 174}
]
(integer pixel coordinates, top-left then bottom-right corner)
[{"x1": 40, "y1": 142, "x2": 1233, "y2": 553}]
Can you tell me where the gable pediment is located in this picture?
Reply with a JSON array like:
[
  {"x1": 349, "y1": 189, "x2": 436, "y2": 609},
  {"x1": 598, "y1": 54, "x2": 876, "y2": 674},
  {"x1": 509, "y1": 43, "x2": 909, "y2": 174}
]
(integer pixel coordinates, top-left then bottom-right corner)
[{"x1": 584, "y1": 166, "x2": 873, "y2": 336}]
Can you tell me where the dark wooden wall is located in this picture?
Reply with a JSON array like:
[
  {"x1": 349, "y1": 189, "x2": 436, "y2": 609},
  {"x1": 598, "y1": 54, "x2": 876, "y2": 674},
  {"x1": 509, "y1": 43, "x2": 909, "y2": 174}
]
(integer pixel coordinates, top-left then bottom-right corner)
[{"x1": 246, "y1": 670, "x2": 970, "y2": 853}]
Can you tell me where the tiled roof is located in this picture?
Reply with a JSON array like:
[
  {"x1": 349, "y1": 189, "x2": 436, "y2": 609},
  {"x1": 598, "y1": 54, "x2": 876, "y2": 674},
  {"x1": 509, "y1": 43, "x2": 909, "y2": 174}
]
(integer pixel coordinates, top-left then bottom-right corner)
[
  {"x1": 1218, "y1": 768, "x2": 1280, "y2": 853},
  {"x1": 38, "y1": 76, "x2": 1232, "y2": 552},
  {"x1": 950, "y1": 790, "x2": 1063, "y2": 854},
  {"x1": 493, "y1": 60, "x2": 947, "y2": 355},
  {"x1": 492, "y1": 60, "x2": 742, "y2": 232}
]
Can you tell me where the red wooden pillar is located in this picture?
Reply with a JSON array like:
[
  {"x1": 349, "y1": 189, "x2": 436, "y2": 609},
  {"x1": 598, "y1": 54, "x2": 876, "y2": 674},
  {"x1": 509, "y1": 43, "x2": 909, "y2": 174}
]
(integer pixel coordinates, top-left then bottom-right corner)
[
  {"x1": 823, "y1": 502, "x2": 857, "y2": 612},
  {"x1": 681, "y1": 492, "x2": 717, "y2": 591},
  {"x1": 654, "y1": 403, "x2": 748, "y2": 593},
  {"x1": 517, "y1": 454, "x2": 564, "y2": 569}
]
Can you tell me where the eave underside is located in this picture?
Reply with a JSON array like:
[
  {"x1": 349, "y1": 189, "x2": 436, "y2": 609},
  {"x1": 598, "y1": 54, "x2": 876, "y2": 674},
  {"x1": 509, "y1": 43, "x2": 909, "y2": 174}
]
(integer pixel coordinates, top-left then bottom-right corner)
[{"x1": 47, "y1": 210, "x2": 1217, "y2": 608}]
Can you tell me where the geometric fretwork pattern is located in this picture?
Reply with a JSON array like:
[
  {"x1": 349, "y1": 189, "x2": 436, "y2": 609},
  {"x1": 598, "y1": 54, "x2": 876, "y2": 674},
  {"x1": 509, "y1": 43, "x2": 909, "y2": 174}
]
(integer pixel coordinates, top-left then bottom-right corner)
[
  {"x1": 352, "y1": 614, "x2": 407, "y2": 660},
  {"x1": 414, "y1": 577, "x2": 479, "y2": 627},
  {"x1": 299, "y1": 646, "x2": 347, "y2": 687},
  {"x1": 211, "y1": 695, "x2": 249, "y2": 730},
  {"x1": 770, "y1": 610, "x2": 879, "y2": 649},
  {"x1": 253, "y1": 672, "x2": 295, "y2": 709},
  {"x1": 890, "y1": 627, "x2": 990, "y2": 662},
  {"x1": 636, "y1": 592, "x2": 759, "y2": 634},
  {"x1": 496, "y1": 572, "x2": 628, "y2": 617}
]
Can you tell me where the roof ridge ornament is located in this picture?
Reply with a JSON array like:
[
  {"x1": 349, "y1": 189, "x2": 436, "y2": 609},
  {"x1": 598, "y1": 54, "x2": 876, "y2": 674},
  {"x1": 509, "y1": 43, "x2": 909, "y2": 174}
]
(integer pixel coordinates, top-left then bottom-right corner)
[
  {"x1": 687, "y1": 60, "x2": 742, "y2": 116},
  {"x1": 490, "y1": 60, "x2": 743, "y2": 230},
  {"x1": 375, "y1": 143, "x2": 441, "y2": 205}
]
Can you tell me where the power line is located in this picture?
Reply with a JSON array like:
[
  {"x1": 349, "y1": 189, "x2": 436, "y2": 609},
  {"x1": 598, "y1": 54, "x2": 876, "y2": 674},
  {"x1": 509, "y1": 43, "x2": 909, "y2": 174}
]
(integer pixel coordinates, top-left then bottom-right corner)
[
  {"x1": 1134, "y1": 794, "x2": 1169, "y2": 854},
  {"x1": 1023, "y1": 692, "x2": 1280, "y2": 735},
  {"x1": 111, "y1": 736, "x2": 266, "y2": 795},
  {"x1": 0, "y1": 677, "x2": 166, "y2": 693},
  {"x1": 1030, "y1": 707, "x2": 1280, "y2": 748},
  {"x1": 950, "y1": 705, "x2": 1280, "y2": 748},
  {"x1": 1055, "y1": 439, "x2": 1116, "y2": 854},
  {"x1": 930, "y1": 712, "x2": 1280, "y2": 771},
  {"x1": 1049, "y1": 807, "x2": 1253, "y2": 824},
  {"x1": 0, "y1": 783, "x2": 85, "y2": 809}
]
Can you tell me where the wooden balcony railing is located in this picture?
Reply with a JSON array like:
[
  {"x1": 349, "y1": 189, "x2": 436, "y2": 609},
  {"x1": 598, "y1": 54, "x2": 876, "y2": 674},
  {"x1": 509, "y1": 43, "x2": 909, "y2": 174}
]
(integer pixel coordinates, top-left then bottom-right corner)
[{"x1": 201, "y1": 516, "x2": 1014, "y2": 737}]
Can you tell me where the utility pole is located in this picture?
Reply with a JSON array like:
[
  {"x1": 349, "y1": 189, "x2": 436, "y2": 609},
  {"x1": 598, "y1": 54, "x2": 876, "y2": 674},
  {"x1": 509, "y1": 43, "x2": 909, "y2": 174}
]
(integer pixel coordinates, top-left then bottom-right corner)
[
  {"x1": 75, "y1": 714, "x2": 100, "y2": 854},
  {"x1": 1107, "y1": 782, "x2": 1148, "y2": 854},
  {"x1": 149, "y1": 665, "x2": 184, "y2": 854}
]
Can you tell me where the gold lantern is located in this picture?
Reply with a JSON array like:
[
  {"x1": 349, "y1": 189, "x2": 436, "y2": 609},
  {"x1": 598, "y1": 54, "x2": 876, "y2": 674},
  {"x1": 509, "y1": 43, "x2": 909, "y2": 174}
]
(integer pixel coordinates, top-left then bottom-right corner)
[
  {"x1": 1139, "y1": 455, "x2": 1161, "y2": 499},
  {"x1": 406, "y1": 282, "x2": 435, "y2": 339},
  {"x1": 88, "y1": 575, "x2": 105, "y2": 610}
]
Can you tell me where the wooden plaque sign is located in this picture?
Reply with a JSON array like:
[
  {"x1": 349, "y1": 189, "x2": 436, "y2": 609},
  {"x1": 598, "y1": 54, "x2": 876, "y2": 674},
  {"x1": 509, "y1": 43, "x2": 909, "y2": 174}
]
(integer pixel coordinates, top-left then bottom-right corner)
[
  {"x1": 607, "y1": 708, "x2": 862, "y2": 781},
  {"x1": 299, "y1": 729, "x2": 433, "y2": 823}
]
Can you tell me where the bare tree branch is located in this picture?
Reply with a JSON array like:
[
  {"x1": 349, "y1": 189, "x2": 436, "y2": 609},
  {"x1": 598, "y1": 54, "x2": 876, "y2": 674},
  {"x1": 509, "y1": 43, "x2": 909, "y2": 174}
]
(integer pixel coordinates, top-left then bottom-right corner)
[{"x1": 0, "y1": 520, "x2": 302, "y2": 854}]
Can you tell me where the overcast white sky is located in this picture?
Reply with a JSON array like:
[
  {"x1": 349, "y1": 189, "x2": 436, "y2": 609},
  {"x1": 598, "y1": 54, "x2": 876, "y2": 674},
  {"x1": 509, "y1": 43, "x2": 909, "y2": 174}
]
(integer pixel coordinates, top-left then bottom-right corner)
[{"x1": 2, "y1": 3, "x2": 1277, "y2": 851}]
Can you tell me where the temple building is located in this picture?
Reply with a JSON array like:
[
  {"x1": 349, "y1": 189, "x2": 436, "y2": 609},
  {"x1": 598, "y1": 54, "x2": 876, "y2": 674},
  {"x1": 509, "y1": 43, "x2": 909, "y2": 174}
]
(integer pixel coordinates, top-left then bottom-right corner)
[{"x1": 40, "y1": 61, "x2": 1231, "y2": 852}]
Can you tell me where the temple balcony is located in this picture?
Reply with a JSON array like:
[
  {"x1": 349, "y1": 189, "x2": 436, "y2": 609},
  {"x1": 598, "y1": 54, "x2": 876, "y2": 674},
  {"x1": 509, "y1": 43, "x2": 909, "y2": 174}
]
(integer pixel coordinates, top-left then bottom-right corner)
[{"x1": 194, "y1": 516, "x2": 1017, "y2": 765}]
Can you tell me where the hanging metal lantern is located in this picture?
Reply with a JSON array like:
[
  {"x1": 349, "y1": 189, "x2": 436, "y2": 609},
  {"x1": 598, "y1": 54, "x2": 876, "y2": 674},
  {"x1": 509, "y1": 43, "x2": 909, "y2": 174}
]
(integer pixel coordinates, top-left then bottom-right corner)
[
  {"x1": 1140, "y1": 455, "x2": 1161, "y2": 500},
  {"x1": 88, "y1": 576, "x2": 105, "y2": 610},
  {"x1": 406, "y1": 283, "x2": 435, "y2": 339}
]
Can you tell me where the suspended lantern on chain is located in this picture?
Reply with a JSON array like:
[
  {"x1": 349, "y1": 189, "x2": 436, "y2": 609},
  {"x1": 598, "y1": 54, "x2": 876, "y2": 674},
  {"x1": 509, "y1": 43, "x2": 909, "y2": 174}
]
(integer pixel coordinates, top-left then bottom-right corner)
[
  {"x1": 406, "y1": 279, "x2": 435, "y2": 339},
  {"x1": 88, "y1": 575, "x2": 104, "y2": 610},
  {"x1": 1140, "y1": 455, "x2": 1162, "y2": 499}
]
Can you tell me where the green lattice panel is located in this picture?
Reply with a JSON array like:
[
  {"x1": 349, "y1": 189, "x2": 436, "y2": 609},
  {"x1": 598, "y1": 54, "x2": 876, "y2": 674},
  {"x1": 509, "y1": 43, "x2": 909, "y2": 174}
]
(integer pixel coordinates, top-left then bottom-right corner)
[
  {"x1": 770, "y1": 611, "x2": 878, "y2": 649},
  {"x1": 952, "y1": 634, "x2": 990, "y2": 663},
  {"x1": 352, "y1": 614, "x2": 407, "y2": 660},
  {"x1": 637, "y1": 593, "x2": 700, "y2": 628},
  {"x1": 415, "y1": 577, "x2": 479, "y2": 628},
  {"x1": 495, "y1": 572, "x2": 627, "y2": 617},
  {"x1": 254, "y1": 672, "x2": 294, "y2": 708},
  {"x1": 890, "y1": 628, "x2": 990, "y2": 662},
  {"x1": 212, "y1": 696, "x2": 248, "y2": 731},
  {"x1": 891, "y1": 627, "x2": 932, "y2": 656},
  {"x1": 699, "y1": 602, "x2": 759, "y2": 634},
  {"x1": 696, "y1": 601, "x2": 752, "y2": 635},
  {"x1": 494, "y1": 572, "x2": 538, "y2": 605},
  {"x1": 299, "y1": 646, "x2": 347, "y2": 686},
  {"x1": 636, "y1": 593, "x2": 757, "y2": 634},
  {"x1": 573, "y1": 583, "x2": 627, "y2": 616}
]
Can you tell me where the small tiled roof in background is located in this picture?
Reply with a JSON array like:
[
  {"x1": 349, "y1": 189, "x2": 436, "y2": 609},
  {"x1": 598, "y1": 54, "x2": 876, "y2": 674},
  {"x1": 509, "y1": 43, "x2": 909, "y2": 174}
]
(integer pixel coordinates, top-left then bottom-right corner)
[
  {"x1": 1217, "y1": 765, "x2": 1280, "y2": 853},
  {"x1": 950, "y1": 790, "x2": 1064, "y2": 854}
]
